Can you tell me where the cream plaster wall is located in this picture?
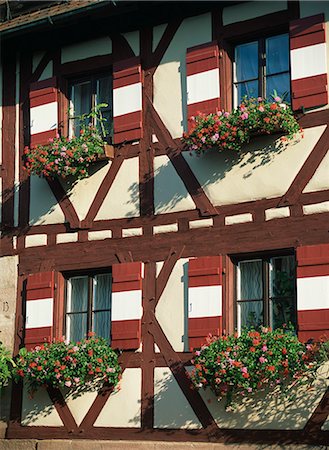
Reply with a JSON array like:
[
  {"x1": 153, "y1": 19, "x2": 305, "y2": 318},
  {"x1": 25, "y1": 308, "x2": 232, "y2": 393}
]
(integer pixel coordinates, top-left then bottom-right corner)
[
  {"x1": 60, "y1": 162, "x2": 111, "y2": 221},
  {"x1": 95, "y1": 157, "x2": 140, "y2": 220},
  {"x1": 29, "y1": 176, "x2": 65, "y2": 225},
  {"x1": 155, "y1": 258, "x2": 188, "y2": 352},
  {"x1": 123, "y1": 31, "x2": 139, "y2": 56},
  {"x1": 32, "y1": 51, "x2": 53, "y2": 80},
  {"x1": 183, "y1": 126, "x2": 326, "y2": 206},
  {"x1": 94, "y1": 368, "x2": 141, "y2": 427},
  {"x1": 153, "y1": 24, "x2": 167, "y2": 52},
  {"x1": 153, "y1": 14, "x2": 212, "y2": 138},
  {"x1": 154, "y1": 367, "x2": 201, "y2": 429},
  {"x1": 303, "y1": 150, "x2": 329, "y2": 193},
  {"x1": 0, "y1": 256, "x2": 18, "y2": 352},
  {"x1": 154, "y1": 155, "x2": 195, "y2": 214},
  {"x1": 25, "y1": 234, "x2": 47, "y2": 248},
  {"x1": 62, "y1": 389, "x2": 98, "y2": 426},
  {"x1": 222, "y1": 1, "x2": 287, "y2": 26},
  {"x1": 61, "y1": 37, "x2": 112, "y2": 64},
  {"x1": 21, "y1": 385, "x2": 63, "y2": 426}
]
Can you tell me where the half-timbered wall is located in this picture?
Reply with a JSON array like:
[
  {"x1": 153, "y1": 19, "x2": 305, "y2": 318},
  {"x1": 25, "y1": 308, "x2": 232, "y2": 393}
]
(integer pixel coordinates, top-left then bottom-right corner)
[{"x1": 1, "y1": 0, "x2": 329, "y2": 445}]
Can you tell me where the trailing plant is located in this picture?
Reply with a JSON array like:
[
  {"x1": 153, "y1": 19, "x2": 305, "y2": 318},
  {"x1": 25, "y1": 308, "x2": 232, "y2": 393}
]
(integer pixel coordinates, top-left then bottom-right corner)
[
  {"x1": 182, "y1": 95, "x2": 301, "y2": 155},
  {"x1": 190, "y1": 326, "x2": 327, "y2": 409},
  {"x1": 23, "y1": 104, "x2": 109, "y2": 179},
  {"x1": 0, "y1": 341, "x2": 15, "y2": 388},
  {"x1": 14, "y1": 334, "x2": 121, "y2": 395}
]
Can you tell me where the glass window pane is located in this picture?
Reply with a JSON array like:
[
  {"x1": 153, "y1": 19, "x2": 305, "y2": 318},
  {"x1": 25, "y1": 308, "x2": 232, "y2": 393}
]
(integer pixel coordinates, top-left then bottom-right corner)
[
  {"x1": 93, "y1": 274, "x2": 112, "y2": 310},
  {"x1": 235, "y1": 41, "x2": 258, "y2": 82},
  {"x1": 236, "y1": 80, "x2": 259, "y2": 104},
  {"x1": 269, "y1": 256, "x2": 295, "y2": 299},
  {"x1": 67, "y1": 313, "x2": 87, "y2": 342},
  {"x1": 271, "y1": 298, "x2": 296, "y2": 330},
  {"x1": 96, "y1": 77, "x2": 112, "y2": 106},
  {"x1": 67, "y1": 277, "x2": 89, "y2": 312},
  {"x1": 93, "y1": 311, "x2": 111, "y2": 339},
  {"x1": 266, "y1": 73, "x2": 290, "y2": 102},
  {"x1": 239, "y1": 260, "x2": 263, "y2": 300},
  {"x1": 239, "y1": 300, "x2": 263, "y2": 330},
  {"x1": 70, "y1": 81, "x2": 92, "y2": 136},
  {"x1": 266, "y1": 34, "x2": 289, "y2": 75}
]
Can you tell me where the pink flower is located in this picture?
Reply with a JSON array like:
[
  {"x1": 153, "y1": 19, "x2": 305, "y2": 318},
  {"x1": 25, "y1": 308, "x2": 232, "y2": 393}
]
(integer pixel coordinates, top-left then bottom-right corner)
[
  {"x1": 241, "y1": 367, "x2": 248, "y2": 374},
  {"x1": 247, "y1": 387, "x2": 252, "y2": 393},
  {"x1": 262, "y1": 345, "x2": 268, "y2": 352},
  {"x1": 73, "y1": 377, "x2": 80, "y2": 383},
  {"x1": 48, "y1": 138, "x2": 54, "y2": 143},
  {"x1": 195, "y1": 350, "x2": 201, "y2": 356},
  {"x1": 65, "y1": 381, "x2": 72, "y2": 387},
  {"x1": 72, "y1": 346, "x2": 79, "y2": 352},
  {"x1": 211, "y1": 133, "x2": 219, "y2": 142},
  {"x1": 240, "y1": 112, "x2": 249, "y2": 120},
  {"x1": 259, "y1": 357, "x2": 267, "y2": 364},
  {"x1": 223, "y1": 112, "x2": 230, "y2": 118},
  {"x1": 257, "y1": 97, "x2": 263, "y2": 102},
  {"x1": 106, "y1": 367, "x2": 115, "y2": 373},
  {"x1": 274, "y1": 96, "x2": 281, "y2": 102},
  {"x1": 201, "y1": 137, "x2": 206, "y2": 143},
  {"x1": 55, "y1": 373, "x2": 61, "y2": 379},
  {"x1": 240, "y1": 105, "x2": 246, "y2": 112},
  {"x1": 258, "y1": 106, "x2": 265, "y2": 112}
]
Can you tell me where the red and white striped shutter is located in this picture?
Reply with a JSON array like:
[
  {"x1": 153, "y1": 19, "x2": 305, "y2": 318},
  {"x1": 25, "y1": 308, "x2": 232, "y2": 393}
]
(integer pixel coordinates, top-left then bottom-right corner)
[
  {"x1": 296, "y1": 244, "x2": 329, "y2": 342},
  {"x1": 30, "y1": 77, "x2": 58, "y2": 146},
  {"x1": 113, "y1": 57, "x2": 143, "y2": 144},
  {"x1": 186, "y1": 42, "x2": 220, "y2": 125},
  {"x1": 188, "y1": 256, "x2": 222, "y2": 351},
  {"x1": 25, "y1": 272, "x2": 55, "y2": 351},
  {"x1": 290, "y1": 14, "x2": 328, "y2": 110},
  {"x1": 111, "y1": 261, "x2": 143, "y2": 350}
]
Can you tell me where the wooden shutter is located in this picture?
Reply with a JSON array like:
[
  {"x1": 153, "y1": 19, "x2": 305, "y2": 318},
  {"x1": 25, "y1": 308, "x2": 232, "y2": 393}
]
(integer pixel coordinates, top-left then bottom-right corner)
[
  {"x1": 296, "y1": 244, "x2": 329, "y2": 342},
  {"x1": 113, "y1": 57, "x2": 143, "y2": 144},
  {"x1": 25, "y1": 271, "x2": 55, "y2": 350},
  {"x1": 30, "y1": 77, "x2": 58, "y2": 146},
  {"x1": 186, "y1": 42, "x2": 220, "y2": 126},
  {"x1": 111, "y1": 261, "x2": 143, "y2": 350},
  {"x1": 188, "y1": 256, "x2": 222, "y2": 351},
  {"x1": 290, "y1": 14, "x2": 328, "y2": 110}
]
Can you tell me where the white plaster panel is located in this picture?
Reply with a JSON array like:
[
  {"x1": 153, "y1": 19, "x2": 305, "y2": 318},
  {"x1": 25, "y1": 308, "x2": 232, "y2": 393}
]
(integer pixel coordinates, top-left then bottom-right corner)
[
  {"x1": 303, "y1": 150, "x2": 329, "y2": 192},
  {"x1": 0, "y1": 255, "x2": 18, "y2": 352},
  {"x1": 62, "y1": 389, "x2": 98, "y2": 426},
  {"x1": 156, "y1": 258, "x2": 188, "y2": 352},
  {"x1": 154, "y1": 155, "x2": 195, "y2": 214},
  {"x1": 112, "y1": 290, "x2": 142, "y2": 321},
  {"x1": 113, "y1": 83, "x2": 142, "y2": 116},
  {"x1": 60, "y1": 162, "x2": 111, "y2": 221},
  {"x1": 223, "y1": 1, "x2": 287, "y2": 26},
  {"x1": 153, "y1": 223, "x2": 178, "y2": 234},
  {"x1": 94, "y1": 368, "x2": 141, "y2": 427},
  {"x1": 30, "y1": 102, "x2": 58, "y2": 135},
  {"x1": 123, "y1": 31, "x2": 139, "y2": 56},
  {"x1": 25, "y1": 234, "x2": 47, "y2": 248},
  {"x1": 153, "y1": 23, "x2": 167, "y2": 52},
  {"x1": 32, "y1": 51, "x2": 45, "y2": 72},
  {"x1": 291, "y1": 43, "x2": 327, "y2": 80},
  {"x1": 29, "y1": 175, "x2": 65, "y2": 225},
  {"x1": 122, "y1": 227, "x2": 143, "y2": 237},
  {"x1": 297, "y1": 276, "x2": 329, "y2": 311},
  {"x1": 225, "y1": 213, "x2": 253, "y2": 226},
  {"x1": 265, "y1": 207, "x2": 290, "y2": 221},
  {"x1": 189, "y1": 218, "x2": 213, "y2": 229},
  {"x1": 26, "y1": 298, "x2": 53, "y2": 329},
  {"x1": 303, "y1": 201, "x2": 329, "y2": 215},
  {"x1": 88, "y1": 230, "x2": 112, "y2": 241},
  {"x1": 56, "y1": 233, "x2": 78, "y2": 244},
  {"x1": 187, "y1": 69, "x2": 220, "y2": 105},
  {"x1": 61, "y1": 37, "x2": 112, "y2": 63},
  {"x1": 95, "y1": 157, "x2": 140, "y2": 220},
  {"x1": 154, "y1": 14, "x2": 212, "y2": 138},
  {"x1": 154, "y1": 367, "x2": 202, "y2": 429},
  {"x1": 39, "y1": 62, "x2": 53, "y2": 81},
  {"x1": 188, "y1": 285, "x2": 222, "y2": 318},
  {"x1": 21, "y1": 384, "x2": 63, "y2": 426},
  {"x1": 183, "y1": 126, "x2": 326, "y2": 206}
]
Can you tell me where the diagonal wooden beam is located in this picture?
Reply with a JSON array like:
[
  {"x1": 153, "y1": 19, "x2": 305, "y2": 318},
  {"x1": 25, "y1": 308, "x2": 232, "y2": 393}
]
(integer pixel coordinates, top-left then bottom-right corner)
[
  {"x1": 278, "y1": 126, "x2": 329, "y2": 207},
  {"x1": 78, "y1": 384, "x2": 115, "y2": 430},
  {"x1": 46, "y1": 178, "x2": 80, "y2": 229},
  {"x1": 156, "y1": 246, "x2": 185, "y2": 306},
  {"x1": 47, "y1": 386, "x2": 78, "y2": 432},
  {"x1": 304, "y1": 388, "x2": 329, "y2": 433}
]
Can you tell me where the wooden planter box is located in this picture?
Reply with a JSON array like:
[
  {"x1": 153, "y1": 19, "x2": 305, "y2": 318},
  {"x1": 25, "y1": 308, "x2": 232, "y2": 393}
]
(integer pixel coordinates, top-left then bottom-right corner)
[{"x1": 98, "y1": 144, "x2": 115, "y2": 160}]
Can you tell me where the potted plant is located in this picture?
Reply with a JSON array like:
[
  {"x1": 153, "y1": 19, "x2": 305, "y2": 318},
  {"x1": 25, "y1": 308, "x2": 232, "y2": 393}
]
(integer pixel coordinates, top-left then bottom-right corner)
[
  {"x1": 0, "y1": 342, "x2": 15, "y2": 389},
  {"x1": 23, "y1": 104, "x2": 114, "y2": 180},
  {"x1": 14, "y1": 334, "x2": 121, "y2": 395},
  {"x1": 182, "y1": 95, "x2": 301, "y2": 155}
]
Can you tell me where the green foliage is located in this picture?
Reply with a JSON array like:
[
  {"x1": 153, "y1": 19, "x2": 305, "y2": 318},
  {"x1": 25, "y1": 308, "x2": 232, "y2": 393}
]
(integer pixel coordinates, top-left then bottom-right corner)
[
  {"x1": 182, "y1": 96, "x2": 301, "y2": 155},
  {"x1": 14, "y1": 334, "x2": 121, "y2": 395},
  {"x1": 0, "y1": 342, "x2": 14, "y2": 388},
  {"x1": 23, "y1": 104, "x2": 109, "y2": 179},
  {"x1": 190, "y1": 326, "x2": 327, "y2": 409}
]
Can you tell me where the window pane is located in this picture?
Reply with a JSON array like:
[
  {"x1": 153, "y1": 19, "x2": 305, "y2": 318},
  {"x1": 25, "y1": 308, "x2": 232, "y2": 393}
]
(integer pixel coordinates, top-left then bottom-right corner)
[
  {"x1": 238, "y1": 300, "x2": 263, "y2": 330},
  {"x1": 93, "y1": 311, "x2": 111, "y2": 339},
  {"x1": 93, "y1": 274, "x2": 112, "y2": 310},
  {"x1": 270, "y1": 256, "x2": 295, "y2": 299},
  {"x1": 67, "y1": 313, "x2": 87, "y2": 342},
  {"x1": 235, "y1": 41, "x2": 258, "y2": 82},
  {"x1": 96, "y1": 77, "x2": 112, "y2": 138},
  {"x1": 239, "y1": 260, "x2": 263, "y2": 300},
  {"x1": 266, "y1": 73, "x2": 290, "y2": 102},
  {"x1": 236, "y1": 80, "x2": 259, "y2": 104},
  {"x1": 70, "y1": 81, "x2": 92, "y2": 136},
  {"x1": 67, "y1": 277, "x2": 89, "y2": 312},
  {"x1": 266, "y1": 34, "x2": 289, "y2": 75},
  {"x1": 271, "y1": 298, "x2": 296, "y2": 330}
]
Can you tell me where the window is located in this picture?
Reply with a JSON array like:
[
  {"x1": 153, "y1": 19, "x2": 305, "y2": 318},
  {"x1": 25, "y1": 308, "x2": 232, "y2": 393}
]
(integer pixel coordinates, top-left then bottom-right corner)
[
  {"x1": 65, "y1": 273, "x2": 112, "y2": 342},
  {"x1": 69, "y1": 73, "x2": 112, "y2": 141},
  {"x1": 234, "y1": 33, "x2": 290, "y2": 105},
  {"x1": 236, "y1": 253, "x2": 296, "y2": 333}
]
